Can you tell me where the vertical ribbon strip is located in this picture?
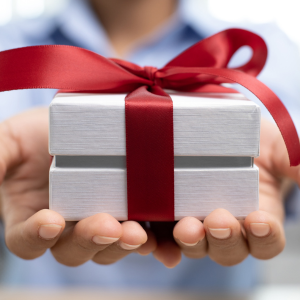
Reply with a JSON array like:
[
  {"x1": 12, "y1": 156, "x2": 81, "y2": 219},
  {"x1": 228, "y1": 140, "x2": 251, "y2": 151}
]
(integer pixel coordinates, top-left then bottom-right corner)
[{"x1": 126, "y1": 86, "x2": 174, "y2": 221}]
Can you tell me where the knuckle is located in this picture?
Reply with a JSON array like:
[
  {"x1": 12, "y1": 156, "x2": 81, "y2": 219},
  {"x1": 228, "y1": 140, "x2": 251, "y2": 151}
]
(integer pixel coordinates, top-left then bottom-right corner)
[
  {"x1": 14, "y1": 253, "x2": 42, "y2": 260},
  {"x1": 210, "y1": 252, "x2": 248, "y2": 267},
  {"x1": 11, "y1": 248, "x2": 44, "y2": 260},
  {"x1": 183, "y1": 251, "x2": 207, "y2": 259},
  {"x1": 51, "y1": 250, "x2": 85, "y2": 267},
  {"x1": 251, "y1": 251, "x2": 276, "y2": 260},
  {"x1": 74, "y1": 235, "x2": 104, "y2": 252},
  {"x1": 5, "y1": 230, "x2": 48, "y2": 260},
  {"x1": 92, "y1": 257, "x2": 118, "y2": 265},
  {"x1": 181, "y1": 240, "x2": 208, "y2": 259},
  {"x1": 53, "y1": 257, "x2": 84, "y2": 267},
  {"x1": 249, "y1": 232, "x2": 286, "y2": 259},
  {"x1": 76, "y1": 240, "x2": 95, "y2": 252},
  {"x1": 251, "y1": 241, "x2": 285, "y2": 260},
  {"x1": 6, "y1": 240, "x2": 45, "y2": 260},
  {"x1": 209, "y1": 237, "x2": 240, "y2": 252}
]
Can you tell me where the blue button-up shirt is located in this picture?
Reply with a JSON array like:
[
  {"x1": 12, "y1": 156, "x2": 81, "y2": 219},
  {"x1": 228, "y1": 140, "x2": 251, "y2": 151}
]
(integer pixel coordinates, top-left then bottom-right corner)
[{"x1": 1, "y1": 0, "x2": 300, "y2": 291}]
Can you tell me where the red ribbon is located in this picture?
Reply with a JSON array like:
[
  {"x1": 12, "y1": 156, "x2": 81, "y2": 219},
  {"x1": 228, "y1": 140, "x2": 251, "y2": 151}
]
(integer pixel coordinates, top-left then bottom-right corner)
[{"x1": 0, "y1": 28, "x2": 299, "y2": 221}]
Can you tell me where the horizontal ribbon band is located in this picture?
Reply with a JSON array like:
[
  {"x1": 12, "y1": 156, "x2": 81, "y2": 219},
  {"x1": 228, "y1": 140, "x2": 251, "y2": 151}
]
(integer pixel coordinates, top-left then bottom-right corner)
[{"x1": 1, "y1": 28, "x2": 300, "y2": 221}]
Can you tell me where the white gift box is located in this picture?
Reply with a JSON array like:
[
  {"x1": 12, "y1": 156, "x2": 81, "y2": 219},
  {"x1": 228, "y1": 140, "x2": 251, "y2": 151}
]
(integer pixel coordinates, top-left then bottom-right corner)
[{"x1": 49, "y1": 92, "x2": 260, "y2": 221}]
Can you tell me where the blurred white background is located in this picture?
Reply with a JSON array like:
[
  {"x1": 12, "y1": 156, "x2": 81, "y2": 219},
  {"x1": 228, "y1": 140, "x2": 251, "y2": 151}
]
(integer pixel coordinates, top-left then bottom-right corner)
[
  {"x1": 207, "y1": 0, "x2": 300, "y2": 48},
  {"x1": 0, "y1": 0, "x2": 68, "y2": 24},
  {"x1": 0, "y1": 0, "x2": 299, "y2": 50},
  {"x1": 0, "y1": 1, "x2": 300, "y2": 299}
]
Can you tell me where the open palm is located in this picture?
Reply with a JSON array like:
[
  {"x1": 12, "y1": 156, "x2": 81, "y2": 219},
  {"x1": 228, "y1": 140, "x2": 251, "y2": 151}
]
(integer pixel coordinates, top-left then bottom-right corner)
[
  {"x1": 165, "y1": 119, "x2": 299, "y2": 267},
  {"x1": 0, "y1": 108, "x2": 155, "y2": 266}
]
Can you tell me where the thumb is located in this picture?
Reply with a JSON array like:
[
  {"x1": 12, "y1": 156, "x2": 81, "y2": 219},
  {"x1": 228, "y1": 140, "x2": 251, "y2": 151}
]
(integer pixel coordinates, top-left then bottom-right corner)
[{"x1": 271, "y1": 128, "x2": 300, "y2": 187}]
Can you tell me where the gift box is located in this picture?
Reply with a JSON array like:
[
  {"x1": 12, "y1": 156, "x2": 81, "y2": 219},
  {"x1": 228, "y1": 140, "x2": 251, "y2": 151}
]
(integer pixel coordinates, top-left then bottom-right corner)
[
  {"x1": 49, "y1": 91, "x2": 260, "y2": 221},
  {"x1": 1, "y1": 28, "x2": 298, "y2": 221}
]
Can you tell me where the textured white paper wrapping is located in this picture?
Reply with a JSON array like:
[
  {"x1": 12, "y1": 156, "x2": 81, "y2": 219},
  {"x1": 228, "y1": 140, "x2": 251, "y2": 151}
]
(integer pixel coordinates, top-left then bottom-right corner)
[
  {"x1": 49, "y1": 92, "x2": 261, "y2": 156},
  {"x1": 49, "y1": 160, "x2": 259, "y2": 221}
]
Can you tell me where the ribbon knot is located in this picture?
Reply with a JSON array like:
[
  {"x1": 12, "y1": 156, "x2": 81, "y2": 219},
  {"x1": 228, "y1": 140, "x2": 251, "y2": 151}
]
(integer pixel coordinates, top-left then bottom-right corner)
[{"x1": 144, "y1": 66, "x2": 158, "y2": 84}]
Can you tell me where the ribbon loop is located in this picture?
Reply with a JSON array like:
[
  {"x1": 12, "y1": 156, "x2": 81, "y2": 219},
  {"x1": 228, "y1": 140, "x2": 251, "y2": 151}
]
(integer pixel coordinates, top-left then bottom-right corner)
[{"x1": 165, "y1": 28, "x2": 267, "y2": 77}]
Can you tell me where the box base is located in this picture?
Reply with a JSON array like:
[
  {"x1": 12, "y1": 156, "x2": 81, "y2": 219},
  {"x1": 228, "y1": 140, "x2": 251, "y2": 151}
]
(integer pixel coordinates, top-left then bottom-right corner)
[{"x1": 49, "y1": 158, "x2": 259, "y2": 221}]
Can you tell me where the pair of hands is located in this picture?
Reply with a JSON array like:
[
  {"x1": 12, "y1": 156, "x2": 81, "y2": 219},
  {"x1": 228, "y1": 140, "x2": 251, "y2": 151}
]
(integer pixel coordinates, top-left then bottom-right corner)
[{"x1": 0, "y1": 107, "x2": 299, "y2": 268}]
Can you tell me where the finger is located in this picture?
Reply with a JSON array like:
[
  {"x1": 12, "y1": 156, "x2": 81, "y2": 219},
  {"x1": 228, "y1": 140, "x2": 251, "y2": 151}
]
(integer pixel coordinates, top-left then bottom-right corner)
[
  {"x1": 244, "y1": 210, "x2": 285, "y2": 259},
  {"x1": 204, "y1": 209, "x2": 249, "y2": 266},
  {"x1": 173, "y1": 217, "x2": 207, "y2": 259},
  {"x1": 136, "y1": 229, "x2": 157, "y2": 256},
  {"x1": 153, "y1": 240, "x2": 182, "y2": 268},
  {"x1": 92, "y1": 221, "x2": 147, "y2": 265},
  {"x1": 151, "y1": 222, "x2": 181, "y2": 268},
  {"x1": 5, "y1": 209, "x2": 65, "y2": 260},
  {"x1": 51, "y1": 213, "x2": 122, "y2": 266}
]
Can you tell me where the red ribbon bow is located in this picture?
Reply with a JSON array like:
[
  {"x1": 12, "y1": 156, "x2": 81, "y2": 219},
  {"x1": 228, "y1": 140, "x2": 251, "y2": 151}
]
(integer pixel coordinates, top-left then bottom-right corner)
[{"x1": 0, "y1": 28, "x2": 299, "y2": 221}]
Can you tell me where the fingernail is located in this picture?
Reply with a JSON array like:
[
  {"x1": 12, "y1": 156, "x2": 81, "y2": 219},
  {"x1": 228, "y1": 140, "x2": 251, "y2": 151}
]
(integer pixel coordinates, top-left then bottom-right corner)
[
  {"x1": 208, "y1": 228, "x2": 231, "y2": 239},
  {"x1": 119, "y1": 241, "x2": 141, "y2": 250},
  {"x1": 92, "y1": 236, "x2": 119, "y2": 245},
  {"x1": 250, "y1": 223, "x2": 270, "y2": 237},
  {"x1": 179, "y1": 240, "x2": 199, "y2": 247},
  {"x1": 39, "y1": 224, "x2": 62, "y2": 240}
]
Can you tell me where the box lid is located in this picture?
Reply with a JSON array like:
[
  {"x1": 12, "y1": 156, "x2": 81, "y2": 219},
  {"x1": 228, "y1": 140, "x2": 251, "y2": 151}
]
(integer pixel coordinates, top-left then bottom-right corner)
[{"x1": 49, "y1": 92, "x2": 260, "y2": 156}]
